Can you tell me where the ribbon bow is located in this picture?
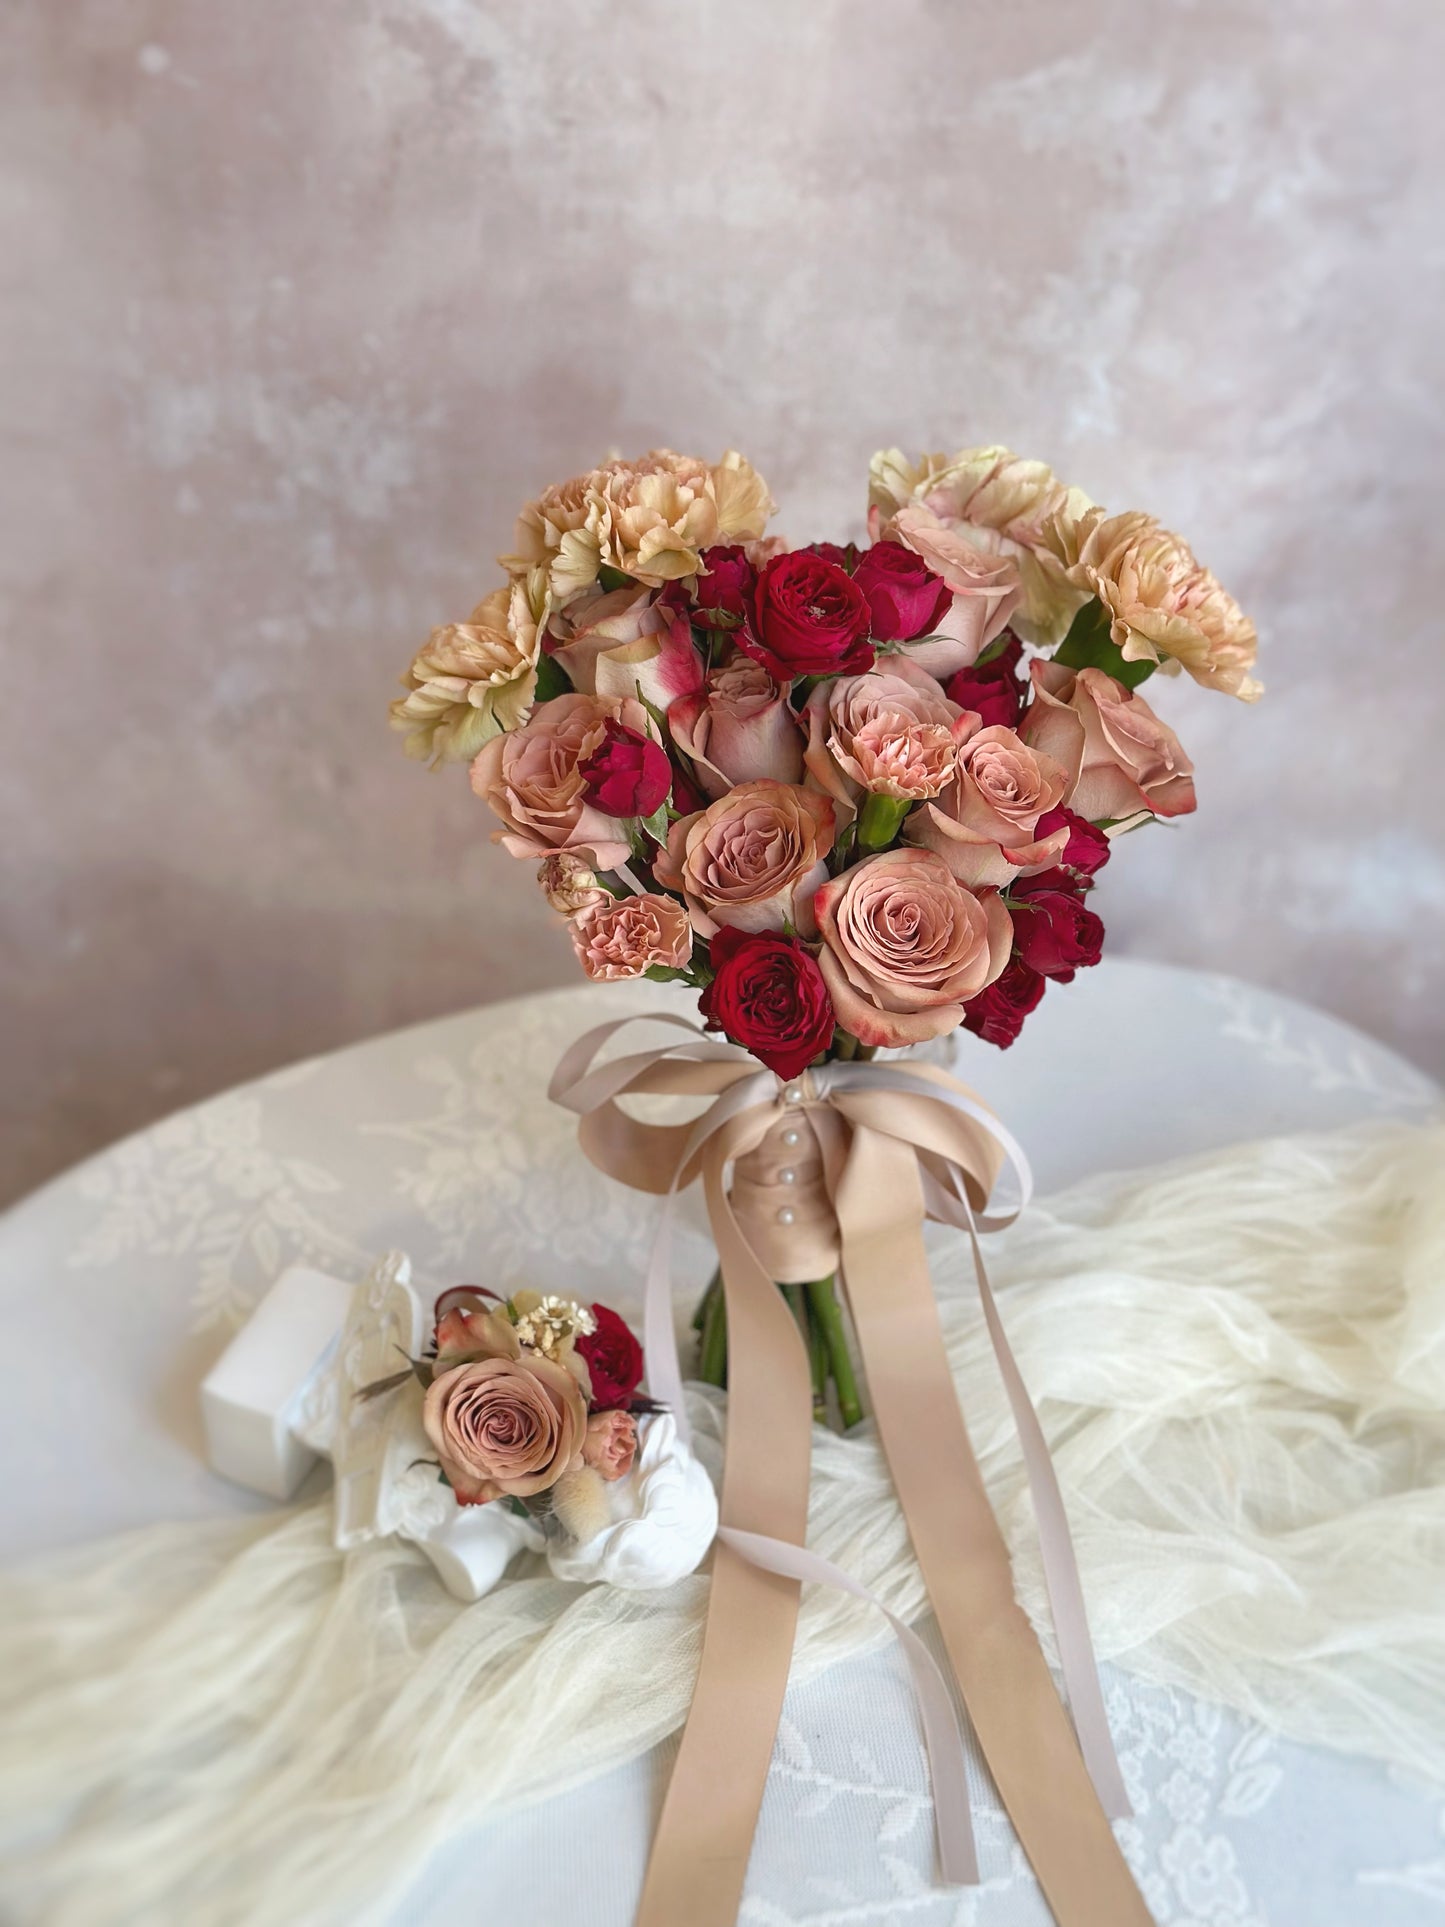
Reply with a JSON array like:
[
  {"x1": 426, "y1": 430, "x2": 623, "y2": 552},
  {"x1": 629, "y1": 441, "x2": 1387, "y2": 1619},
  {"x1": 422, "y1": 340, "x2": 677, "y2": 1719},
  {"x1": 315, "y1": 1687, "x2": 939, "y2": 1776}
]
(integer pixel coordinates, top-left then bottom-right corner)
[{"x1": 552, "y1": 1014, "x2": 1151, "y2": 1927}]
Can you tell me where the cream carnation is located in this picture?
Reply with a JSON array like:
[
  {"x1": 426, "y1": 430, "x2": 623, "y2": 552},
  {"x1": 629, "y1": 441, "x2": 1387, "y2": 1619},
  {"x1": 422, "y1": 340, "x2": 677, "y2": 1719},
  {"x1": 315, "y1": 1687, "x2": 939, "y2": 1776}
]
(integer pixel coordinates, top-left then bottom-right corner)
[
  {"x1": 388, "y1": 571, "x2": 547, "y2": 766},
  {"x1": 1043, "y1": 507, "x2": 1261, "y2": 701},
  {"x1": 502, "y1": 448, "x2": 775, "y2": 601}
]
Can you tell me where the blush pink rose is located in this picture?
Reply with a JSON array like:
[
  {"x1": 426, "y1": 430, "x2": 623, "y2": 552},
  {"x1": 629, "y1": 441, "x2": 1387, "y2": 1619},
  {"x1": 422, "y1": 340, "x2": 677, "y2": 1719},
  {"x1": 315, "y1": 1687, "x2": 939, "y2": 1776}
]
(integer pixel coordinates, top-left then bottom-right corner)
[
  {"x1": 907, "y1": 724, "x2": 1071, "y2": 888},
  {"x1": 546, "y1": 587, "x2": 704, "y2": 710},
  {"x1": 871, "y1": 503, "x2": 1022, "y2": 678},
  {"x1": 581, "y1": 1409, "x2": 638, "y2": 1481},
  {"x1": 470, "y1": 691, "x2": 655, "y2": 871},
  {"x1": 667, "y1": 654, "x2": 804, "y2": 799},
  {"x1": 654, "y1": 780, "x2": 836, "y2": 937},
  {"x1": 803, "y1": 662, "x2": 979, "y2": 807},
  {"x1": 813, "y1": 848, "x2": 1013, "y2": 1048},
  {"x1": 569, "y1": 893, "x2": 693, "y2": 981},
  {"x1": 422, "y1": 1352, "x2": 588, "y2": 1504},
  {"x1": 1020, "y1": 660, "x2": 1197, "y2": 821}
]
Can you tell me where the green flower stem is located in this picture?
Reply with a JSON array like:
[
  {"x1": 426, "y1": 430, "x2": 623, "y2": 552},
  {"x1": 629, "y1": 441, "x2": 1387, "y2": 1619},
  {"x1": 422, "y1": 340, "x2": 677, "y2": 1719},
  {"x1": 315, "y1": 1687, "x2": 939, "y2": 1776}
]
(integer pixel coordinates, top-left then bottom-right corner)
[
  {"x1": 856, "y1": 792, "x2": 911, "y2": 852},
  {"x1": 698, "y1": 1276, "x2": 728, "y2": 1388},
  {"x1": 806, "y1": 1294, "x2": 829, "y2": 1421},
  {"x1": 692, "y1": 1266, "x2": 721, "y2": 1333},
  {"x1": 833, "y1": 1029, "x2": 860, "y2": 1062},
  {"x1": 806, "y1": 1274, "x2": 862, "y2": 1429}
]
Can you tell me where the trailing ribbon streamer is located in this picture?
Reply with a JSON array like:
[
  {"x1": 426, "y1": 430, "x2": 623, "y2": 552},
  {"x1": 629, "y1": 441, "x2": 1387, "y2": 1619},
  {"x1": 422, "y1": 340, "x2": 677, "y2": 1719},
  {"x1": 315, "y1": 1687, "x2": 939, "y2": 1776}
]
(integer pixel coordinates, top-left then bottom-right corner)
[{"x1": 550, "y1": 1015, "x2": 1151, "y2": 1927}]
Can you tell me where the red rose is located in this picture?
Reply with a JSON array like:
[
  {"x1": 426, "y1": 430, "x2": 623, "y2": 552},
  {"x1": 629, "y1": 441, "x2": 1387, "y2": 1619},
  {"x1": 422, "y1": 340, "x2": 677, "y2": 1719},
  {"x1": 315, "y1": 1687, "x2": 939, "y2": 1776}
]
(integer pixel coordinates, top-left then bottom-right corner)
[
  {"x1": 742, "y1": 551, "x2": 875, "y2": 681},
  {"x1": 693, "y1": 545, "x2": 756, "y2": 627},
  {"x1": 699, "y1": 924, "x2": 835, "y2": 1079},
  {"x1": 1030, "y1": 805, "x2": 1111, "y2": 881},
  {"x1": 579, "y1": 719, "x2": 672, "y2": 818},
  {"x1": 961, "y1": 957, "x2": 1045, "y2": 1048},
  {"x1": 946, "y1": 635, "x2": 1026, "y2": 730},
  {"x1": 852, "y1": 541, "x2": 952, "y2": 642},
  {"x1": 1009, "y1": 883, "x2": 1104, "y2": 982},
  {"x1": 576, "y1": 1302, "x2": 645, "y2": 1412}
]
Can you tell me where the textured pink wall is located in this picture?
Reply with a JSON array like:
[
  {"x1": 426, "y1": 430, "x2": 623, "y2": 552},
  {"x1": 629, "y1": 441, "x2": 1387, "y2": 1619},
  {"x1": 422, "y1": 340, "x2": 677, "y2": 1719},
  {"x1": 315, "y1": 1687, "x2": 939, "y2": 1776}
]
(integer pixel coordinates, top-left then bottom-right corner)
[{"x1": 2, "y1": 0, "x2": 1442, "y2": 1205}]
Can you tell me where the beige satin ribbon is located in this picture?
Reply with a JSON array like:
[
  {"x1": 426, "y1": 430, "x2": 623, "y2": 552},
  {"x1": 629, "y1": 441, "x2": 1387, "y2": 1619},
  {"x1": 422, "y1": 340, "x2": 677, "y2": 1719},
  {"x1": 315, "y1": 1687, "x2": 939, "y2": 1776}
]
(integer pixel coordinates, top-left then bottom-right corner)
[{"x1": 550, "y1": 1016, "x2": 1151, "y2": 1927}]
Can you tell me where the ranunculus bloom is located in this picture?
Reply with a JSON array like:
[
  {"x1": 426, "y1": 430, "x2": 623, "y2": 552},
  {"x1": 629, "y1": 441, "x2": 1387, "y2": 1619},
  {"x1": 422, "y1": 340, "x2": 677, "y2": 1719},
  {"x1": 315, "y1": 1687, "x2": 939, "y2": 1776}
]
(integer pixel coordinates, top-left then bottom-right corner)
[
  {"x1": 1042, "y1": 507, "x2": 1261, "y2": 700},
  {"x1": 668, "y1": 655, "x2": 804, "y2": 800},
  {"x1": 569, "y1": 893, "x2": 693, "y2": 981},
  {"x1": 907, "y1": 724, "x2": 1071, "y2": 888},
  {"x1": 575, "y1": 1303, "x2": 644, "y2": 1411},
  {"x1": 945, "y1": 635, "x2": 1026, "y2": 731},
  {"x1": 1030, "y1": 806, "x2": 1111, "y2": 881},
  {"x1": 692, "y1": 544, "x2": 756, "y2": 625},
  {"x1": 869, "y1": 444, "x2": 1093, "y2": 647},
  {"x1": 389, "y1": 571, "x2": 548, "y2": 766},
  {"x1": 813, "y1": 848, "x2": 1013, "y2": 1049},
  {"x1": 655, "y1": 780, "x2": 836, "y2": 937},
  {"x1": 423, "y1": 1351, "x2": 588, "y2": 1504},
  {"x1": 578, "y1": 719, "x2": 673, "y2": 818},
  {"x1": 581, "y1": 1408, "x2": 639, "y2": 1481},
  {"x1": 1010, "y1": 881, "x2": 1105, "y2": 982},
  {"x1": 870, "y1": 504, "x2": 1022, "y2": 677},
  {"x1": 804, "y1": 664, "x2": 977, "y2": 807},
  {"x1": 742, "y1": 551, "x2": 875, "y2": 680},
  {"x1": 538, "y1": 852, "x2": 610, "y2": 917},
  {"x1": 1021, "y1": 661, "x2": 1197, "y2": 821},
  {"x1": 850, "y1": 540, "x2": 952, "y2": 641},
  {"x1": 471, "y1": 691, "x2": 657, "y2": 870},
  {"x1": 961, "y1": 957, "x2": 1046, "y2": 1048},
  {"x1": 699, "y1": 925, "x2": 836, "y2": 1079},
  {"x1": 501, "y1": 449, "x2": 775, "y2": 600}
]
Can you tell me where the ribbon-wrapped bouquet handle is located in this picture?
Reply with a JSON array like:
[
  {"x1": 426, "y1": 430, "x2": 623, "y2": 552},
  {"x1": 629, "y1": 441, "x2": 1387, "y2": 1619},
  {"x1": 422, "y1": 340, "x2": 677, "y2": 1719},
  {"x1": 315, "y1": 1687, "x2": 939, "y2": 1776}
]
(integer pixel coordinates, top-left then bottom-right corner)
[{"x1": 552, "y1": 1014, "x2": 1151, "y2": 1927}]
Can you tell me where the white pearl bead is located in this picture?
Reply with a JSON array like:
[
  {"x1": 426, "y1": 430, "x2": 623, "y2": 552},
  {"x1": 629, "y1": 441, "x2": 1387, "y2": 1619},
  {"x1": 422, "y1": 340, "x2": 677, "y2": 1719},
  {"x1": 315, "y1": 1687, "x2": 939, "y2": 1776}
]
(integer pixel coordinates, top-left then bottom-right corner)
[
  {"x1": 777, "y1": 1206, "x2": 797, "y2": 1226},
  {"x1": 783, "y1": 1083, "x2": 804, "y2": 1105},
  {"x1": 781, "y1": 1128, "x2": 802, "y2": 1148},
  {"x1": 778, "y1": 1167, "x2": 797, "y2": 1186}
]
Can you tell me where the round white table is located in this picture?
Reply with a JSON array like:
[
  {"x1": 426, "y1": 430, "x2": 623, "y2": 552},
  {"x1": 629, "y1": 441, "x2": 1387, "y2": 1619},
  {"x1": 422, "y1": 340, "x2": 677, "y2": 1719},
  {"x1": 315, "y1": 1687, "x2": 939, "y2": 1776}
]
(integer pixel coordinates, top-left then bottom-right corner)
[{"x1": 2, "y1": 960, "x2": 1440, "y2": 1926}]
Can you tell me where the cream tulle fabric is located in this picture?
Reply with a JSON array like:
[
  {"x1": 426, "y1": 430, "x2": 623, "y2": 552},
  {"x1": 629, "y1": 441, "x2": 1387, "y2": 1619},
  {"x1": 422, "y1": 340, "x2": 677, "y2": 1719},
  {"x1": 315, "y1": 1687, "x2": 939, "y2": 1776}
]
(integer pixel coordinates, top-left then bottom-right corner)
[{"x1": 2, "y1": 1119, "x2": 1442, "y2": 1925}]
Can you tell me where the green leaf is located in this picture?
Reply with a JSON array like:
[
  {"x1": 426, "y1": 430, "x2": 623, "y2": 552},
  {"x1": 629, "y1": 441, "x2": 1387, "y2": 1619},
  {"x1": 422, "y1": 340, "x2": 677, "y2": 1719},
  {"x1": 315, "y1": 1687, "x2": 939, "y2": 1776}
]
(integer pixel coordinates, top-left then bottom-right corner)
[
  {"x1": 533, "y1": 652, "x2": 573, "y2": 703},
  {"x1": 644, "y1": 964, "x2": 692, "y2": 984},
  {"x1": 638, "y1": 803, "x2": 670, "y2": 844},
  {"x1": 973, "y1": 631, "x2": 1016, "y2": 667},
  {"x1": 1052, "y1": 598, "x2": 1156, "y2": 690},
  {"x1": 504, "y1": 1496, "x2": 533, "y2": 1520},
  {"x1": 597, "y1": 564, "x2": 634, "y2": 591}
]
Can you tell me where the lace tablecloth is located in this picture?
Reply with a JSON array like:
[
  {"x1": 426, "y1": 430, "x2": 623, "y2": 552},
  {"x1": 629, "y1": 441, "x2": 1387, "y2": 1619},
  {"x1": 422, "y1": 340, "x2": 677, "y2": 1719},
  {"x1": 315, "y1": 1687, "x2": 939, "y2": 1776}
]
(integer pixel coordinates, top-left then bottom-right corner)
[{"x1": 2, "y1": 960, "x2": 1441, "y2": 1926}]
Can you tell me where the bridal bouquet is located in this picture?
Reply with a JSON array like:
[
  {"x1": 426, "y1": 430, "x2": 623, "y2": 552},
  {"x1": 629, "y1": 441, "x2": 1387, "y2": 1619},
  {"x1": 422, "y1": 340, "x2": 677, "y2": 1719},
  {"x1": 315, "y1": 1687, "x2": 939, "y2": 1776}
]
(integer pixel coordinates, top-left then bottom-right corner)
[{"x1": 391, "y1": 442, "x2": 1258, "y2": 1420}]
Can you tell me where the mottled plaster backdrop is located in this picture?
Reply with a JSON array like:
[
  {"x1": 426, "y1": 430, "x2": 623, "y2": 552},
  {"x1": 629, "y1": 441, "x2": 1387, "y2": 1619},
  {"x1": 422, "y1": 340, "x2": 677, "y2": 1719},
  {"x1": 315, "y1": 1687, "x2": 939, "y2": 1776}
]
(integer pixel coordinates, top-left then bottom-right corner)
[{"x1": 1, "y1": 0, "x2": 1442, "y2": 1206}]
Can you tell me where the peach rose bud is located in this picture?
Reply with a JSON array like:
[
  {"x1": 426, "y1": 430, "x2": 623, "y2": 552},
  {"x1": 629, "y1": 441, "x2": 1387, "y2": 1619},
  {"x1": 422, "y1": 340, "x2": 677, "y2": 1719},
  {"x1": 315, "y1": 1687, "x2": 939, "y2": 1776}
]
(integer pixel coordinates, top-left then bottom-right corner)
[
  {"x1": 668, "y1": 656, "x2": 804, "y2": 799},
  {"x1": 581, "y1": 1409, "x2": 638, "y2": 1482}
]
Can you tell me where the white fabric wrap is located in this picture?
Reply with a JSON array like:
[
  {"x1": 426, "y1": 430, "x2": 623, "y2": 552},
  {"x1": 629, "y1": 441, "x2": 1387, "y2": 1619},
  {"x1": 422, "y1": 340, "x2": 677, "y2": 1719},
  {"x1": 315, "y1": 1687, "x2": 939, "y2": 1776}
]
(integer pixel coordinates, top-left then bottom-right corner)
[{"x1": 2, "y1": 1119, "x2": 1443, "y2": 1926}]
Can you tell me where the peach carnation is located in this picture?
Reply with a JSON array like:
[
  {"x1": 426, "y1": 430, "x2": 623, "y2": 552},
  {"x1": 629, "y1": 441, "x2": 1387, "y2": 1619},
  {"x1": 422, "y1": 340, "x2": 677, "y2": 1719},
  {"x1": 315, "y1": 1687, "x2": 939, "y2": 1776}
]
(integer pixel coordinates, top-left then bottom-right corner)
[
  {"x1": 569, "y1": 893, "x2": 693, "y2": 982},
  {"x1": 804, "y1": 664, "x2": 977, "y2": 807}
]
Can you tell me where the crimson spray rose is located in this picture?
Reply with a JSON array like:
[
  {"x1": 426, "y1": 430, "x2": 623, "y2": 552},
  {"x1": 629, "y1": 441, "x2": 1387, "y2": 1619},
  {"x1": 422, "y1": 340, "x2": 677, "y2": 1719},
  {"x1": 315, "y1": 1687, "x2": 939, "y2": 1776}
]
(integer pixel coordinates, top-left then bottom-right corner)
[{"x1": 699, "y1": 925, "x2": 835, "y2": 1079}]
